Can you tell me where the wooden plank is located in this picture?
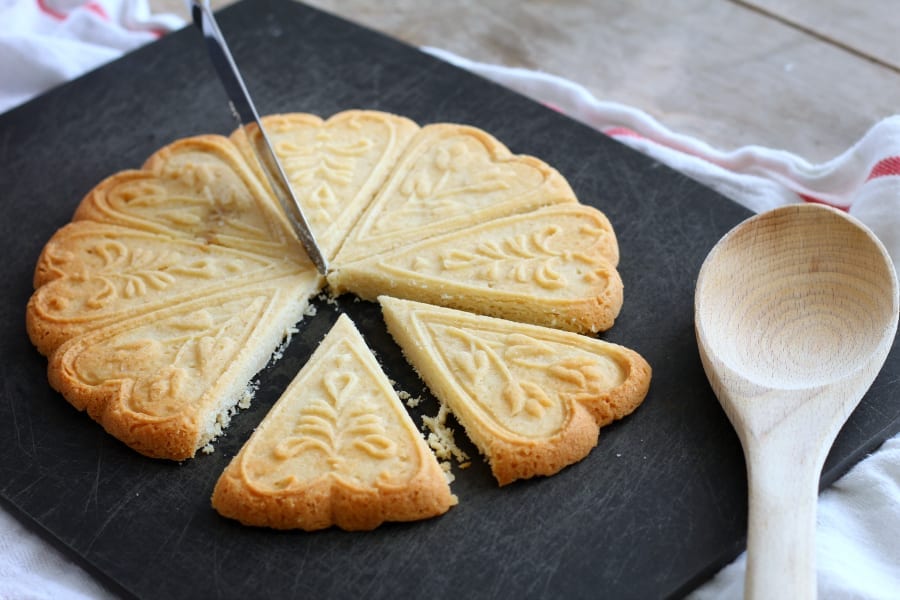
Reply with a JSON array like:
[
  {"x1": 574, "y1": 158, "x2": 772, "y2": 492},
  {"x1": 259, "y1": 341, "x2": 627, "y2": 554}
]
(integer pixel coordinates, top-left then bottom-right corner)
[
  {"x1": 152, "y1": 0, "x2": 900, "y2": 162},
  {"x1": 739, "y1": 0, "x2": 900, "y2": 72},
  {"x1": 299, "y1": 0, "x2": 900, "y2": 162}
]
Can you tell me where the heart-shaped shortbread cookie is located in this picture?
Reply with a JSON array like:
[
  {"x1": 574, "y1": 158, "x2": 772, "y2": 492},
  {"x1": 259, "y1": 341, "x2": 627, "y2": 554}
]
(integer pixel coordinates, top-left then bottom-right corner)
[
  {"x1": 333, "y1": 123, "x2": 577, "y2": 264},
  {"x1": 380, "y1": 296, "x2": 651, "y2": 485},
  {"x1": 329, "y1": 204, "x2": 623, "y2": 333},
  {"x1": 50, "y1": 279, "x2": 319, "y2": 460},
  {"x1": 231, "y1": 111, "x2": 419, "y2": 260},
  {"x1": 74, "y1": 135, "x2": 307, "y2": 260},
  {"x1": 27, "y1": 221, "x2": 305, "y2": 355},
  {"x1": 212, "y1": 314, "x2": 455, "y2": 530}
]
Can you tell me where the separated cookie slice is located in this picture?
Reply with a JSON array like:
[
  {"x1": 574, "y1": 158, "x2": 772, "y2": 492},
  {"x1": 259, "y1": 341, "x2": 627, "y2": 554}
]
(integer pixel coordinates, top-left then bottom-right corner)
[
  {"x1": 212, "y1": 314, "x2": 456, "y2": 531},
  {"x1": 48, "y1": 274, "x2": 321, "y2": 460},
  {"x1": 231, "y1": 111, "x2": 420, "y2": 260},
  {"x1": 379, "y1": 296, "x2": 651, "y2": 486},
  {"x1": 332, "y1": 122, "x2": 578, "y2": 265},
  {"x1": 329, "y1": 204, "x2": 622, "y2": 333}
]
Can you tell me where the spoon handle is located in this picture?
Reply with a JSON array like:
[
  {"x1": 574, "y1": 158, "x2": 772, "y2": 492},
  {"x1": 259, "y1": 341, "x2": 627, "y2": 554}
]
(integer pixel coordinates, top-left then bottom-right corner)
[{"x1": 744, "y1": 436, "x2": 822, "y2": 600}]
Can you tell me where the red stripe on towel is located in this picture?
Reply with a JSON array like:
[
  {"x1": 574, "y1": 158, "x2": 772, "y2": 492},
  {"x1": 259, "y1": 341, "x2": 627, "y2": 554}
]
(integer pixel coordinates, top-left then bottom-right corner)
[
  {"x1": 36, "y1": 0, "x2": 110, "y2": 21},
  {"x1": 36, "y1": 0, "x2": 65, "y2": 20},
  {"x1": 798, "y1": 193, "x2": 849, "y2": 212},
  {"x1": 867, "y1": 156, "x2": 900, "y2": 180},
  {"x1": 603, "y1": 127, "x2": 644, "y2": 139},
  {"x1": 84, "y1": 1, "x2": 110, "y2": 20}
]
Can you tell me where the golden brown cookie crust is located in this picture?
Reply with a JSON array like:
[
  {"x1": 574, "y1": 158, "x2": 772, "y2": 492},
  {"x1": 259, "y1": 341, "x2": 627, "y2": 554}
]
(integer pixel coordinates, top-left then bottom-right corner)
[
  {"x1": 212, "y1": 314, "x2": 455, "y2": 530},
  {"x1": 379, "y1": 296, "x2": 651, "y2": 485},
  {"x1": 329, "y1": 204, "x2": 623, "y2": 333}
]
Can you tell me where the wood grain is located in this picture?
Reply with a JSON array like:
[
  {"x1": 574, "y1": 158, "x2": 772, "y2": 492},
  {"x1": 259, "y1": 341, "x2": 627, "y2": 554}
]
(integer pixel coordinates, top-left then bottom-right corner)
[
  {"x1": 740, "y1": 0, "x2": 900, "y2": 72},
  {"x1": 695, "y1": 204, "x2": 899, "y2": 599},
  {"x1": 153, "y1": 0, "x2": 900, "y2": 162}
]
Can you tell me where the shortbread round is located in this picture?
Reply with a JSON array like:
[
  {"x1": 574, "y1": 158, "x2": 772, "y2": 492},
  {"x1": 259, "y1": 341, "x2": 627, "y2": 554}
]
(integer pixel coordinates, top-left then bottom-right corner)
[{"x1": 26, "y1": 110, "x2": 643, "y2": 487}]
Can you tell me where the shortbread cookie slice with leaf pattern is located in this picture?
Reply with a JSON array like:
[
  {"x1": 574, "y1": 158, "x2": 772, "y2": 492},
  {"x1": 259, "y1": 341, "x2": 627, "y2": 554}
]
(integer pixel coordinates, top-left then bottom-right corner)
[
  {"x1": 379, "y1": 296, "x2": 651, "y2": 486},
  {"x1": 27, "y1": 221, "x2": 308, "y2": 356},
  {"x1": 330, "y1": 204, "x2": 622, "y2": 333},
  {"x1": 212, "y1": 314, "x2": 455, "y2": 531},
  {"x1": 332, "y1": 122, "x2": 578, "y2": 265},
  {"x1": 48, "y1": 275, "x2": 321, "y2": 461},
  {"x1": 73, "y1": 135, "x2": 311, "y2": 262},
  {"x1": 231, "y1": 111, "x2": 420, "y2": 260}
]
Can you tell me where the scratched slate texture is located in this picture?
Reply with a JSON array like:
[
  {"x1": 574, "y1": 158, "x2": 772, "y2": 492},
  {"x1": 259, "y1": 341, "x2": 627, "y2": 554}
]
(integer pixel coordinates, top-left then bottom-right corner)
[{"x1": 0, "y1": 1, "x2": 898, "y2": 599}]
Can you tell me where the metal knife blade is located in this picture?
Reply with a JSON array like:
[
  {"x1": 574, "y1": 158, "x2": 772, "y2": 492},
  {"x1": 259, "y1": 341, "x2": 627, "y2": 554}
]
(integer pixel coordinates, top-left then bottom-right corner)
[{"x1": 191, "y1": 0, "x2": 328, "y2": 274}]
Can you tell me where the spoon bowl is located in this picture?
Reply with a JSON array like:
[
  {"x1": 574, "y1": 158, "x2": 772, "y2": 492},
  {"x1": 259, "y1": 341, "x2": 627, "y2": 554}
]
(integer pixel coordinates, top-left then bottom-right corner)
[{"x1": 695, "y1": 203, "x2": 898, "y2": 599}]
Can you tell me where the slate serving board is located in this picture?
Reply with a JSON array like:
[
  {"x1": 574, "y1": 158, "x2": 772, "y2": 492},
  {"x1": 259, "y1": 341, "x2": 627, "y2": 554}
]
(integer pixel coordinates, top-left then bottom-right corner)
[{"x1": 1, "y1": 1, "x2": 897, "y2": 598}]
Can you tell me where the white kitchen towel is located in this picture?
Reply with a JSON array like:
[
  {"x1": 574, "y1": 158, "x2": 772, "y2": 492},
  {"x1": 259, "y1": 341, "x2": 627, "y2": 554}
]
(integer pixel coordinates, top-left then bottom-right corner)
[
  {"x1": 0, "y1": 0, "x2": 183, "y2": 114},
  {"x1": 2, "y1": 3, "x2": 900, "y2": 598}
]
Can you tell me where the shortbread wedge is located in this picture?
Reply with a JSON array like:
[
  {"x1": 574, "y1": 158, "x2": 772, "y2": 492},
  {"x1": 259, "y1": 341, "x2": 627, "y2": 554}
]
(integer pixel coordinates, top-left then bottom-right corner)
[
  {"x1": 28, "y1": 135, "x2": 324, "y2": 459},
  {"x1": 231, "y1": 111, "x2": 419, "y2": 260},
  {"x1": 48, "y1": 276, "x2": 321, "y2": 460},
  {"x1": 329, "y1": 204, "x2": 623, "y2": 333},
  {"x1": 74, "y1": 135, "x2": 308, "y2": 260},
  {"x1": 379, "y1": 296, "x2": 651, "y2": 485},
  {"x1": 27, "y1": 221, "x2": 308, "y2": 357},
  {"x1": 332, "y1": 122, "x2": 578, "y2": 265},
  {"x1": 212, "y1": 314, "x2": 456, "y2": 531}
]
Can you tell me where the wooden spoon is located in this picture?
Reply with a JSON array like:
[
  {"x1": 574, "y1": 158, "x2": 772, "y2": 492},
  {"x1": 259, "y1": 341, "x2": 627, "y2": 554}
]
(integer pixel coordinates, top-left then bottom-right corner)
[{"x1": 694, "y1": 203, "x2": 898, "y2": 599}]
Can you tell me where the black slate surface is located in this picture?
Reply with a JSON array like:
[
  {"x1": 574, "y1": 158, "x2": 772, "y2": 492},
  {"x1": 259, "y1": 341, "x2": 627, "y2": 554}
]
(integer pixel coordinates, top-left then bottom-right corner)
[{"x1": 0, "y1": 1, "x2": 898, "y2": 598}]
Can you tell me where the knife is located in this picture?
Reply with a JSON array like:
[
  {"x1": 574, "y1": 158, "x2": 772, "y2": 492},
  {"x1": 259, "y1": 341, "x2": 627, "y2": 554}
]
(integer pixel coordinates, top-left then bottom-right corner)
[{"x1": 191, "y1": 0, "x2": 328, "y2": 274}]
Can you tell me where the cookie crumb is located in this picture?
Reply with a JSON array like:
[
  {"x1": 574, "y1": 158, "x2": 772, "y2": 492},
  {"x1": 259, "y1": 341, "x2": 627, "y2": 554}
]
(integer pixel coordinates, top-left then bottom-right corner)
[
  {"x1": 421, "y1": 404, "x2": 469, "y2": 463},
  {"x1": 439, "y1": 461, "x2": 456, "y2": 484}
]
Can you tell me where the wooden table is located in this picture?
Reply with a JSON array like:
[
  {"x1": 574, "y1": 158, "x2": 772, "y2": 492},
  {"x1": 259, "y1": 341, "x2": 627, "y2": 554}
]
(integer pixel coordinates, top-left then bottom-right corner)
[{"x1": 155, "y1": 0, "x2": 899, "y2": 162}]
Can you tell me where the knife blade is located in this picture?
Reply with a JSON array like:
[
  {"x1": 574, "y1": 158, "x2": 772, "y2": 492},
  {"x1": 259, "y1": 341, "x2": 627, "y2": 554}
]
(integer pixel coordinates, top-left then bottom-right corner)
[{"x1": 191, "y1": 0, "x2": 328, "y2": 274}]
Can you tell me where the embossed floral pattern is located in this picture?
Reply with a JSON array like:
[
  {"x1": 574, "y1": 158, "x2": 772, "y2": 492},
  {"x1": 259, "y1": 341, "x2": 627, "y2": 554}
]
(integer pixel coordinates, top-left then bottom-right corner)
[
  {"x1": 249, "y1": 111, "x2": 418, "y2": 259},
  {"x1": 69, "y1": 298, "x2": 264, "y2": 418},
  {"x1": 242, "y1": 336, "x2": 419, "y2": 492},
  {"x1": 432, "y1": 322, "x2": 626, "y2": 437},
  {"x1": 362, "y1": 206, "x2": 618, "y2": 302},
  {"x1": 275, "y1": 135, "x2": 374, "y2": 226},
  {"x1": 29, "y1": 226, "x2": 280, "y2": 335},
  {"x1": 274, "y1": 370, "x2": 396, "y2": 472},
  {"x1": 370, "y1": 135, "x2": 530, "y2": 234}
]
